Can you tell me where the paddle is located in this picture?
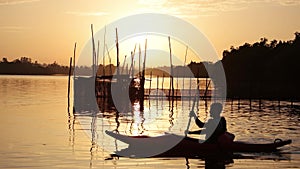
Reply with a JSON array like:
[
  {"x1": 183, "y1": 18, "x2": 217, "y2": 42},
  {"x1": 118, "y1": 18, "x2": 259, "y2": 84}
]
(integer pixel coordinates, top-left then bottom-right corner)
[
  {"x1": 184, "y1": 94, "x2": 198, "y2": 137},
  {"x1": 187, "y1": 79, "x2": 211, "y2": 135},
  {"x1": 188, "y1": 129, "x2": 202, "y2": 134}
]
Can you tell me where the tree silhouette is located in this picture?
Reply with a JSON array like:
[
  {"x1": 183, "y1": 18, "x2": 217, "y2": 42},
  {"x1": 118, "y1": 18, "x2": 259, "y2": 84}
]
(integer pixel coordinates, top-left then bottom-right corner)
[
  {"x1": 0, "y1": 57, "x2": 69, "y2": 75},
  {"x1": 221, "y1": 32, "x2": 300, "y2": 99}
]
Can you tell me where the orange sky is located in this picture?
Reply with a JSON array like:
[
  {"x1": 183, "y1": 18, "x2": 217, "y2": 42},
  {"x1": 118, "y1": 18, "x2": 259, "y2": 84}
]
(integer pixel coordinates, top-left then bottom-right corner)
[{"x1": 0, "y1": 0, "x2": 299, "y2": 66}]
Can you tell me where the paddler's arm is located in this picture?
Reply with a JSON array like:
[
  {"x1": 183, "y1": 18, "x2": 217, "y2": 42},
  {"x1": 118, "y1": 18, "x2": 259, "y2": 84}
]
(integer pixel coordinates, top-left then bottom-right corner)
[
  {"x1": 189, "y1": 110, "x2": 205, "y2": 128},
  {"x1": 195, "y1": 117, "x2": 205, "y2": 128}
]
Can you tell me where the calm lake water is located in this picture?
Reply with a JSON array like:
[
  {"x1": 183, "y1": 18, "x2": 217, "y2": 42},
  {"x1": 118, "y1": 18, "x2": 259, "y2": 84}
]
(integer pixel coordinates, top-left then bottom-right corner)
[{"x1": 0, "y1": 75, "x2": 300, "y2": 169}]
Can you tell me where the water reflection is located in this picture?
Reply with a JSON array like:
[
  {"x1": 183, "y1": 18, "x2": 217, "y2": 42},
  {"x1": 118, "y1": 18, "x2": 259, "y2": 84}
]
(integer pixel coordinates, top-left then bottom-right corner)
[
  {"x1": 203, "y1": 157, "x2": 233, "y2": 169},
  {"x1": 67, "y1": 110, "x2": 75, "y2": 152},
  {"x1": 71, "y1": 74, "x2": 299, "y2": 167},
  {"x1": 0, "y1": 76, "x2": 298, "y2": 168},
  {"x1": 70, "y1": 96, "x2": 298, "y2": 168}
]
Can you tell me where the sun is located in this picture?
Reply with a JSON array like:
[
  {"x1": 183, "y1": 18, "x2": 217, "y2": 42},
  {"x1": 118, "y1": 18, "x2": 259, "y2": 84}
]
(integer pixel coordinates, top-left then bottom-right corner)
[{"x1": 104, "y1": 34, "x2": 201, "y2": 68}]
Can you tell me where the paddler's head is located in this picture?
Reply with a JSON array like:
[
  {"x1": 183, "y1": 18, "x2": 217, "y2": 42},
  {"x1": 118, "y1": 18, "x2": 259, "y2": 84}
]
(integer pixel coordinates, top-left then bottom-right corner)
[{"x1": 210, "y1": 102, "x2": 223, "y2": 118}]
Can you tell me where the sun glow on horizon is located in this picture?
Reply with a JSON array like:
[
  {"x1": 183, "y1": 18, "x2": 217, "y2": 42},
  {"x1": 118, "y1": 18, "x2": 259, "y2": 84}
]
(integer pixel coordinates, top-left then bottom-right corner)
[
  {"x1": 0, "y1": 0, "x2": 299, "y2": 66},
  {"x1": 78, "y1": 33, "x2": 203, "y2": 68}
]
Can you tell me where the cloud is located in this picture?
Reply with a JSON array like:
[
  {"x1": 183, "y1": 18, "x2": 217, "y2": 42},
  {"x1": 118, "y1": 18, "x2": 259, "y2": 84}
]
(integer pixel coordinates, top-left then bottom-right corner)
[
  {"x1": 137, "y1": 0, "x2": 249, "y2": 18},
  {"x1": 65, "y1": 11, "x2": 109, "y2": 17},
  {"x1": 273, "y1": 0, "x2": 300, "y2": 6},
  {"x1": 0, "y1": 26, "x2": 30, "y2": 32},
  {"x1": 137, "y1": 0, "x2": 300, "y2": 18},
  {"x1": 138, "y1": 0, "x2": 168, "y2": 7},
  {"x1": 0, "y1": 0, "x2": 40, "y2": 6}
]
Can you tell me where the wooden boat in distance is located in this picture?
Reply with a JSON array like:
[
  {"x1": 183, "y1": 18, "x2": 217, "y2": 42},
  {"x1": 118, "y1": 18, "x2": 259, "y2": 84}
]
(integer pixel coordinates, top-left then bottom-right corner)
[{"x1": 105, "y1": 130, "x2": 292, "y2": 158}]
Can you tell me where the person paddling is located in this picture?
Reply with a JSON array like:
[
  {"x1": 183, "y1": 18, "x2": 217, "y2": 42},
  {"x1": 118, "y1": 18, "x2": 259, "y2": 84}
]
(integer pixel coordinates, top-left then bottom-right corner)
[{"x1": 189, "y1": 102, "x2": 234, "y2": 143}]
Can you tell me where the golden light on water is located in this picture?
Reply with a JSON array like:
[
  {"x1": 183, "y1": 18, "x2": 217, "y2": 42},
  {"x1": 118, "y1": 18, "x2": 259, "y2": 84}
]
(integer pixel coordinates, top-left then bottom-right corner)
[{"x1": 0, "y1": 75, "x2": 299, "y2": 168}]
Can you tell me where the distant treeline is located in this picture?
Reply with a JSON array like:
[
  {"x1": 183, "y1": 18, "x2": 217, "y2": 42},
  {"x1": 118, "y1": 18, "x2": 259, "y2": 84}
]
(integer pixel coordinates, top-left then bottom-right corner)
[
  {"x1": 144, "y1": 62, "x2": 209, "y2": 78},
  {"x1": 0, "y1": 57, "x2": 69, "y2": 75},
  {"x1": 2, "y1": 32, "x2": 299, "y2": 99},
  {"x1": 221, "y1": 32, "x2": 300, "y2": 99},
  {"x1": 76, "y1": 62, "x2": 209, "y2": 77}
]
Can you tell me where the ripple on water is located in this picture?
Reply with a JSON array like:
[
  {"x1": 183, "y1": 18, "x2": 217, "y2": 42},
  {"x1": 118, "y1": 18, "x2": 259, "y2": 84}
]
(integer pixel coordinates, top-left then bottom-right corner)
[{"x1": 1, "y1": 76, "x2": 300, "y2": 168}]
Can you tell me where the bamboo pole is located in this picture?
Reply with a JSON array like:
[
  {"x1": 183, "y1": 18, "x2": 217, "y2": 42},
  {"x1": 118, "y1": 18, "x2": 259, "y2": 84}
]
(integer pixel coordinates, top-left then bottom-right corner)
[
  {"x1": 116, "y1": 28, "x2": 120, "y2": 76},
  {"x1": 141, "y1": 39, "x2": 147, "y2": 99},
  {"x1": 197, "y1": 78, "x2": 200, "y2": 96},
  {"x1": 91, "y1": 24, "x2": 96, "y2": 77},
  {"x1": 168, "y1": 36, "x2": 174, "y2": 97},
  {"x1": 96, "y1": 40, "x2": 104, "y2": 97},
  {"x1": 176, "y1": 74, "x2": 179, "y2": 97},
  {"x1": 130, "y1": 51, "x2": 133, "y2": 77},
  {"x1": 68, "y1": 57, "x2": 73, "y2": 113},
  {"x1": 73, "y1": 42, "x2": 76, "y2": 77},
  {"x1": 130, "y1": 44, "x2": 136, "y2": 78},
  {"x1": 72, "y1": 42, "x2": 76, "y2": 113},
  {"x1": 142, "y1": 39, "x2": 147, "y2": 78},
  {"x1": 184, "y1": 45, "x2": 188, "y2": 64},
  {"x1": 156, "y1": 75, "x2": 159, "y2": 97},
  {"x1": 96, "y1": 40, "x2": 100, "y2": 75},
  {"x1": 105, "y1": 44, "x2": 112, "y2": 75},
  {"x1": 96, "y1": 40, "x2": 100, "y2": 98},
  {"x1": 121, "y1": 55, "x2": 127, "y2": 74},
  {"x1": 133, "y1": 60, "x2": 135, "y2": 78},
  {"x1": 204, "y1": 78, "x2": 210, "y2": 108},
  {"x1": 162, "y1": 73, "x2": 165, "y2": 94},
  {"x1": 189, "y1": 77, "x2": 192, "y2": 97},
  {"x1": 103, "y1": 26, "x2": 106, "y2": 76},
  {"x1": 183, "y1": 45, "x2": 188, "y2": 93},
  {"x1": 139, "y1": 44, "x2": 141, "y2": 77},
  {"x1": 149, "y1": 71, "x2": 152, "y2": 96}
]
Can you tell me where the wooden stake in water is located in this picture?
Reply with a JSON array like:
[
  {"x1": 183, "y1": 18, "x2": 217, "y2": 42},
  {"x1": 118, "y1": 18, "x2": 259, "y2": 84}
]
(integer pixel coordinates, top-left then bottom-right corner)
[
  {"x1": 183, "y1": 46, "x2": 188, "y2": 91},
  {"x1": 96, "y1": 40, "x2": 100, "y2": 71},
  {"x1": 103, "y1": 26, "x2": 106, "y2": 76},
  {"x1": 72, "y1": 42, "x2": 76, "y2": 113},
  {"x1": 91, "y1": 24, "x2": 96, "y2": 77},
  {"x1": 130, "y1": 44, "x2": 136, "y2": 78},
  {"x1": 68, "y1": 57, "x2": 73, "y2": 113},
  {"x1": 149, "y1": 71, "x2": 152, "y2": 96},
  {"x1": 116, "y1": 28, "x2": 120, "y2": 76},
  {"x1": 162, "y1": 73, "x2": 165, "y2": 93},
  {"x1": 73, "y1": 42, "x2": 76, "y2": 76},
  {"x1": 204, "y1": 79, "x2": 210, "y2": 108},
  {"x1": 189, "y1": 77, "x2": 192, "y2": 97},
  {"x1": 121, "y1": 55, "x2": 127, "y2": 74},
  {"x1": 176, "y1": 74, "x2": 179, "y2": 97},
  {"x1": 156, "y1": 75, "x2": 159, "y2": 97},
  {"x1": 168, "y1": 36, "x2": 174, "y2": 98},
  {"x1": 105, "y1": 44, "x2": 112, "y2": 75},
  {"x1": 142, "y1": 39, "x2": 147, "y2": 78},
  {"x1": 141, "y1": 39, "x2": 147, "y2": 99},
  {"x1": 139, "y1": 44, "x2": 141, "y2": 77}
]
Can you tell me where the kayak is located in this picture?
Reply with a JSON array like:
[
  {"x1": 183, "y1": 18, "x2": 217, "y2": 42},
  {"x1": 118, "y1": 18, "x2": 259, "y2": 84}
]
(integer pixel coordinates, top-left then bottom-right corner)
[{"x1": 105, "y1": 130, "x2": 292, "y2": 158}]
